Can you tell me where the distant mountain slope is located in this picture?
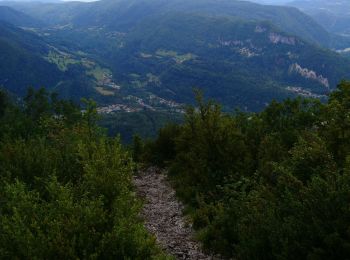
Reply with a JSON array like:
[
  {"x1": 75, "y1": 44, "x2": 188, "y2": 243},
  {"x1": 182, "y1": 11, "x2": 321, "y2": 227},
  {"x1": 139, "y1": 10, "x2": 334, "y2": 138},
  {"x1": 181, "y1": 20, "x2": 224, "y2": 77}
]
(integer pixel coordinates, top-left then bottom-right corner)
[
  {"x1": 95, "y1": 14, "x2": 350, "y2": 110},
  {"x1": 0, "y1": 22, "x2": 98, "y2": 100},
  {"x1": 0, "y1": 22, "x2": 64, "y2": 94},
  {"x1": 0, "y1": 0, "x2": 61, "y2": 3},
  {"x1": 0, "y1": 1, "x2": 88, "y2": 26},
  {"x1": 0, "y1": 6, "x2": 42, "y2": 27},
  {"x1": 289, "y1": 0, "x2": 350, "y2": 37},
  {"x1": 36, "y1": 16, "x2": 335, "y2": 110},
  {"x1": 0, "y1": 0, "x2": 350, "y2": 112},
  {"x1": 3, "y1": 0, "x2": 337, "y2": 48}
]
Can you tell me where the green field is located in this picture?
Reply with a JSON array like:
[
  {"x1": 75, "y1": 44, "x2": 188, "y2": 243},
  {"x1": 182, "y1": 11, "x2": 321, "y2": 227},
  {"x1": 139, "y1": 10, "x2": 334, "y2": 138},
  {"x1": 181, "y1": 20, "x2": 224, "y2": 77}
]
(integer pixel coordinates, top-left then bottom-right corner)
[
  {"x1": 45, "y1": 51, "x2": 79, "y2": 71},
  {"x1": 155, "y1": 49, "x2": 196, "y2": 63}
]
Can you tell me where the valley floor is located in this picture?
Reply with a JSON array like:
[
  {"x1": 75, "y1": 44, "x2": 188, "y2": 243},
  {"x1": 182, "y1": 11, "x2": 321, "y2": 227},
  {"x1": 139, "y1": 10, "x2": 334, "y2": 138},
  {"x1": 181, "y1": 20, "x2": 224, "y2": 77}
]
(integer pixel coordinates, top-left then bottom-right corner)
[{"x1": 134, "y1": 168, "x2": 217, "y2": 259}]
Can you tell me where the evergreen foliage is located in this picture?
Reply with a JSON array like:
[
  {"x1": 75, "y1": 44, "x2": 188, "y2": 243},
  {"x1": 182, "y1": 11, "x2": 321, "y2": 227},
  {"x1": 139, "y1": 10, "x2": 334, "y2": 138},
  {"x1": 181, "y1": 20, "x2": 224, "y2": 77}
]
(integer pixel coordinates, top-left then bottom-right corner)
[
  {"x1": 0, "y1": 88, "x2": 169, "y2": 259},
  {"x1": 143, "y1": 81, "x2": 350, "y2": 259}
]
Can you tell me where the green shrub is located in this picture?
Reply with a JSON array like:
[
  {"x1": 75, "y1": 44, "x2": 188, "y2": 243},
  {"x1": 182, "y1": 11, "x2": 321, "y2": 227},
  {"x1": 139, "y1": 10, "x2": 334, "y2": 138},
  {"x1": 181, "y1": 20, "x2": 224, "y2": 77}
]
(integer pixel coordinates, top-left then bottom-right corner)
[
  {"x1": 0, "y1": 88, "x2": 169, "y2": 259},
  {"x1": 147, "y1": 81, "x2": 350, "y2": 259}
]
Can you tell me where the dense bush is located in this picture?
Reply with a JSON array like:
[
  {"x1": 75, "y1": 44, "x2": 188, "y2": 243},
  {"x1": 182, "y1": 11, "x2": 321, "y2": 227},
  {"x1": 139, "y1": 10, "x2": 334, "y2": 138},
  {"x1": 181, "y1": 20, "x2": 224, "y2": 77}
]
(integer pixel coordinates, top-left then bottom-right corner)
[
  {"x1": 0, "y1": 88, "x2": 169, "y2": 259},
  {"x1": 144, "y1": 81, "x2": 350, "y2": 259}
]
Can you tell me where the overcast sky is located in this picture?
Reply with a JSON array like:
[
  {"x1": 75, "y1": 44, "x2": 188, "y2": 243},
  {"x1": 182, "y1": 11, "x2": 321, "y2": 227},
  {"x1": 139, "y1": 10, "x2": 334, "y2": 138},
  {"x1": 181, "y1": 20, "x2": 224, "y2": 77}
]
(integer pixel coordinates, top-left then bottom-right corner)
[
  {"x1": 62, "y1": 0, "x2": 98, "y2": 2},
  {"x1": 249, "y1": 0, "x2": 291, "y2": 4}
]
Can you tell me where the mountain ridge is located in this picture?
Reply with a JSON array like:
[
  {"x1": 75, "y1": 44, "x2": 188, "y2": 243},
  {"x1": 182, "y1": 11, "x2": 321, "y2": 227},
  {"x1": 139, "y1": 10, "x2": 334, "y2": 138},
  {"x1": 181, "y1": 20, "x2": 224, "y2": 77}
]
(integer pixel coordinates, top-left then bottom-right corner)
[
  {"x1": 2, "y1": 0, "x2": 339, "y2": 48},
  {"x1": 0, "y1": 0, "x2": 350, "y2": 112},
  {"x1": 0, "y1": 5, "x2": 42, "y2": 27}
]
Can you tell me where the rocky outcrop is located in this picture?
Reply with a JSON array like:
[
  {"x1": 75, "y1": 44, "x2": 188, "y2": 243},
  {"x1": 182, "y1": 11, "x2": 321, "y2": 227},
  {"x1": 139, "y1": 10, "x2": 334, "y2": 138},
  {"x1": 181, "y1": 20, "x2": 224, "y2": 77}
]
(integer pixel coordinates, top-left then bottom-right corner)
[
  {"x1": 255, "y1": 25, "x2": 267, "y2": 33},
  {"x1": 286, "y1": 86, "x2": 327, "y2": 98},
  {"x1": 134, "y1": 167, "x2": 220, "y2": 260},
  {"x1": 289, "y1": 63, "x2": 330, "y2": 89},
  {"x1": 218, "y1": 37, "x2": 243, "y2": 47},
  {"x1": 269, "y1": 32, "x2": 296, "y2": 45}
]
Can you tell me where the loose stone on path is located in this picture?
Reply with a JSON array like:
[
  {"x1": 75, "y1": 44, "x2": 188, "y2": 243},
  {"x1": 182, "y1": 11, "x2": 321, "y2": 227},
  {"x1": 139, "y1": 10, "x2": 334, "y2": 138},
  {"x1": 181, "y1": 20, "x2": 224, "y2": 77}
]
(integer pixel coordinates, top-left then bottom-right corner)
[{"x1": 134, "y1": 167, "x2": 217, "y2": 260}]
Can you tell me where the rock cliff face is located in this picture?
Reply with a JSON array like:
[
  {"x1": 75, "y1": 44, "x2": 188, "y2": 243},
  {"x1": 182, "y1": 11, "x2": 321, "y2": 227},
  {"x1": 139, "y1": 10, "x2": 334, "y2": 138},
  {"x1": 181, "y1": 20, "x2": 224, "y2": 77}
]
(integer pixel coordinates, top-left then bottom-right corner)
[
  {"x1": 134, "y1": 168, "x2": 220, "y2": 259},
  {"x1": 255, "y1": 25, "x2": 267, "y2": 33},
  {"x1": 269, "y1": 33, "x2": 297, "y2": 45},
  {"x1": 218, "y1": 38, "x2": 244, "y2": 47},
  {"x1": 289, "y1": 63, "x2": 330, "y2": 89}
]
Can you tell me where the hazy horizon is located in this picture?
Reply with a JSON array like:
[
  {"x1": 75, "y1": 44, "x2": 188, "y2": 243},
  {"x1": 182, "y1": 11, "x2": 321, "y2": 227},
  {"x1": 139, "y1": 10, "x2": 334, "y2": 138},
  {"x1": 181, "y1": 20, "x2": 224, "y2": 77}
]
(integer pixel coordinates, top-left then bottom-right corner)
[{"x1": 0, "y1": 0, "x2": 296, "y2": 3}]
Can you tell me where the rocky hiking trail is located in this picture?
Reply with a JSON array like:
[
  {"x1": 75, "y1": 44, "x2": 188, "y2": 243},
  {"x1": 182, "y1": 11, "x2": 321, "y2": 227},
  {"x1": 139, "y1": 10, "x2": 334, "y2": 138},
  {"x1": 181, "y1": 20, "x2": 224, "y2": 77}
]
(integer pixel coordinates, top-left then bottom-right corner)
[{"x1": 134, "y1": 167, "x2": 220, "y2": 260}]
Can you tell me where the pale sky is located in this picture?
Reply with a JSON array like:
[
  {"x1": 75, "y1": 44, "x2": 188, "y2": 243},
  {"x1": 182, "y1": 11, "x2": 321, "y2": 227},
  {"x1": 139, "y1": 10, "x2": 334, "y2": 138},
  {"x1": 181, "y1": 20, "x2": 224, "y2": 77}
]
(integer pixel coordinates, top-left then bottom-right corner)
[{"x1": 62, "y1": 0, "x2": 96, "y2": 1}]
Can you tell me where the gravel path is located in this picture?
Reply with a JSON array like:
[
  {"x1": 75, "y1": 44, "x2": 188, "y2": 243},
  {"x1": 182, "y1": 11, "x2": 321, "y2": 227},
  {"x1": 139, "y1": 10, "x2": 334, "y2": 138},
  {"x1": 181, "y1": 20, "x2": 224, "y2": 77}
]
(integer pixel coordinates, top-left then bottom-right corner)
[{"x1": 134, "y1": 167, "x2": 217, "y2": 259}]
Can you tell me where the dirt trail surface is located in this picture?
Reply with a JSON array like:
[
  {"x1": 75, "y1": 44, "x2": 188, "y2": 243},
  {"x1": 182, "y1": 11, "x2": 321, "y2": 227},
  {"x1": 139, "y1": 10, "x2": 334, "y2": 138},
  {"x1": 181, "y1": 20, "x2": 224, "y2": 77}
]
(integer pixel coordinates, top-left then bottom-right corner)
[{"x1": 134, "y1": 167, "x2": 218, "y2": 259}]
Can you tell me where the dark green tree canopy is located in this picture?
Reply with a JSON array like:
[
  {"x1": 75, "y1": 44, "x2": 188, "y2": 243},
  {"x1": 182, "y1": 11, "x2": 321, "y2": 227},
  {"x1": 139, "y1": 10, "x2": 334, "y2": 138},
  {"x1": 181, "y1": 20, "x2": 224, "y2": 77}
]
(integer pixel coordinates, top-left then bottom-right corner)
[
  {"x1": 143, "y1": 81, "x2": 350, "y2": 259},
  {"x1": 0, "y1": 88, "x2": 168, "y2": 259}
]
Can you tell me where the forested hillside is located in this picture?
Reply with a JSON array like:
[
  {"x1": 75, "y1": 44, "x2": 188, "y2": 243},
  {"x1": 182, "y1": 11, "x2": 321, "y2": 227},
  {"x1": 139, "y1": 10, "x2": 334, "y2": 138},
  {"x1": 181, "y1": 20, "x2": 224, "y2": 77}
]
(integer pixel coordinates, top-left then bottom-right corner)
[
  {"x1": 0, "y1": 21, "x2": 100, "y2": 101},
  {"x1": 0, "y1": 0, "x2": 350, "y2": 258},
  {"x1": 0, "y1": 6, "x2": 42, "y2": 27},
  {"x1": 0, "y1": 22, "x2": 64, "y2": 94},
  {"x1": 1, "y1": 81, "x2": 350, "y2": 259},
  {"x1": 0, "y1": 88, "x2": 169, "y2": 259},
  {"x1": 5, "y1": 0, "x2": 334, "y2": 47},
  {"x1": 106, "y1": 14, "x2": 350, "y2": 110},
  {"x1": 0, "y1": 0, "x2": 349, "y2": 142},
  {"x1": 140, "y1": 81, "x2": 350, "y2": 259},
  {"x1": 0, "y1": 0, "x2": 349, "y2": 116},
  {"x1": 289, "y1": 0, "x2": 350, "y2": 37},
  {"x1": 1, "y1": 0, "x2": 349, "y2": 114}
]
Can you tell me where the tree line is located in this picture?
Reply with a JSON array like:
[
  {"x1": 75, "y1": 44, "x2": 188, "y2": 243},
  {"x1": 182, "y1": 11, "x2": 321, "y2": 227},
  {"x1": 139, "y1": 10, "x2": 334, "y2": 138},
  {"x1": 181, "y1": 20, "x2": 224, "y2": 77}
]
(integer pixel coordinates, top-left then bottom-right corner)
[
  {"x1": 137, "y1": 81, "x2": 350, "y2": 259},
  {"x1": 0, "y1": 88, "x2": 170, "y2": 259}
]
